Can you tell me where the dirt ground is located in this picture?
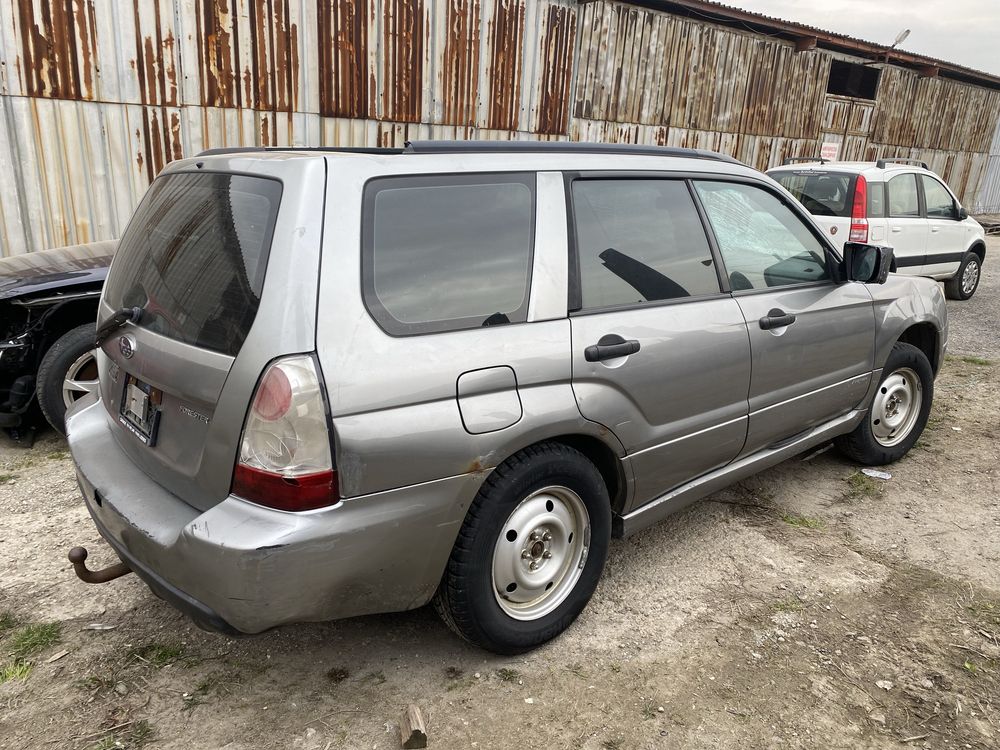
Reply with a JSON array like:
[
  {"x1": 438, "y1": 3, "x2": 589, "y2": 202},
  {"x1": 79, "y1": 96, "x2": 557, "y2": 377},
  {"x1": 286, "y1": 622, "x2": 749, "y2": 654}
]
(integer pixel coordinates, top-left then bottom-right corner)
[{"x1": 1, "y1": 239, "x2": 998, "y2": 750}]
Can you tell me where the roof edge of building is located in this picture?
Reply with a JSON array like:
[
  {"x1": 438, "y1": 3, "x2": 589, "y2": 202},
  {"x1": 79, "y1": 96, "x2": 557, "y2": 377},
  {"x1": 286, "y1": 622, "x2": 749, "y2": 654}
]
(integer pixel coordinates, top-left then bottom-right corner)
[{"x1": 614, "y1": 0, "x2": 1000, "y2": 91}]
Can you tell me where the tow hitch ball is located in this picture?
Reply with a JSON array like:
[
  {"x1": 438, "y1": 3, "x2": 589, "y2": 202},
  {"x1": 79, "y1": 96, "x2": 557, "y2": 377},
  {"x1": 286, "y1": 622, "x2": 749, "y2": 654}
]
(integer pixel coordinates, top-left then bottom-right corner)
[{"x1": 68, "y1": 546, "x2": 133, "y2": 584}]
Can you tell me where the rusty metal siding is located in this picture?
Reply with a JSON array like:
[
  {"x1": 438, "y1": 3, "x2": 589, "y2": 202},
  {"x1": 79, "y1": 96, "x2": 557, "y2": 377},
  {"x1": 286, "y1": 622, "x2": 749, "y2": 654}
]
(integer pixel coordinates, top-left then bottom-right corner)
[
  {"x1": 972, "y1": 115, "x2": 1000, "y2": 213},
  {"x1": 1, "y1": 0, "x2": 999, "y2": 257},
  {"x1": 872, "y1": 66, "x2": 1000, "y2": 153}
]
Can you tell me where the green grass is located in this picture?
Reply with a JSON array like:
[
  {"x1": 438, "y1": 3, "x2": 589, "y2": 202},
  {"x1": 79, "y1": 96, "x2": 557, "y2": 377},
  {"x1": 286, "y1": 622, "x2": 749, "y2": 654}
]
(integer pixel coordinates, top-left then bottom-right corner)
[
  {"x1": 496, "y1": 667, "x2": 520, "y2": 682},
  {"x1": 46, "y1": 450, "x2": 70, "y2": 460},
  {"x1": 8, "y1": 623, "x2": 60, "y2": 659},
  {"x1": 845, "y1": 472, "x2": 883, "y2": 500},
  {"x1": 948, "y1": 354, "x2": 993, "y2": 366},
  {"x1": 772, "y1": 597, "x2": 804, "y2": 613},
  {"x1": 781, "y1": 513, "x2": 825, "y2": 530},
  {"x1": 0, "y1": 661, "x2": 32, "y2": 683},
  {"x1": 129, "y1": 642, "x2": 184, "y2": 668},
  {"x1": 0, "y1": 473, "x2": 16, "y2": 483}
]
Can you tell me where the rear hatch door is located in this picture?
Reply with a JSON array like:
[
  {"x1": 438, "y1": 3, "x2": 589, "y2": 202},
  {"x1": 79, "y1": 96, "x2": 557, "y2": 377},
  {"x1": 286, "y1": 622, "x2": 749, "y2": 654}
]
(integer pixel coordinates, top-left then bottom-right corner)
[
  {"x1": 96, "y1": 154, "x2": 327, "y2": 511},
  {"x1": 770, "y1": 169, "x2": 856, "y2": 247}
]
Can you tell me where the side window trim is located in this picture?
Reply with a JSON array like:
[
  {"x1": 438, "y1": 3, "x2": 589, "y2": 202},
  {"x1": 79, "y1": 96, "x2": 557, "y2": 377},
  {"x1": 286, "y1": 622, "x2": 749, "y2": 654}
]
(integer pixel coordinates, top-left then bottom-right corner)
[
  {"x1": 920, "y1": 175, "x2": 959, "y2": 221},
  {"x1": 360, "y1": 172, "x2": 537, "y2": 337},
  {"x1": 564, "y1": 172, "x2": 727, "y2": 315}
]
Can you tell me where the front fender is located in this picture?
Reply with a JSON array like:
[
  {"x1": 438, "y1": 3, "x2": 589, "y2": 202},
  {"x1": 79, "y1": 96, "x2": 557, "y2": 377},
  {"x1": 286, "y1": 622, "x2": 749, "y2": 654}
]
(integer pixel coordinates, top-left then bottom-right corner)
[{"x1": 869, "y1": 275, "x2": 947, "y2": 372}]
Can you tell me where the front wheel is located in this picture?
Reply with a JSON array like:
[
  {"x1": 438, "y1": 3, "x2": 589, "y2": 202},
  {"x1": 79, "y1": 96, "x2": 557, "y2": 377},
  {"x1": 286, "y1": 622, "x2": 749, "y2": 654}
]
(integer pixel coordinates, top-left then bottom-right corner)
[
  {"x1": 944, "y1": 252, "x2": 981, "y2": 300},
  {"x1": 835, "y1": 342, "x2": 933, "y2": 465},
  {"x1": 434, "y1": 443, "x2": 611, "y2": 654}
]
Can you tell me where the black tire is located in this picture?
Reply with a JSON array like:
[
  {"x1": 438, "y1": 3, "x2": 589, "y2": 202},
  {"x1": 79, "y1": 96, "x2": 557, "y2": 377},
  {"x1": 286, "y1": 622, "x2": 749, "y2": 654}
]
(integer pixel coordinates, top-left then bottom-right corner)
[
  {"x1": 835, "y1": 342, "x2": 933, "y2": 466},
  {"x1": 36, "y1": 323, "x2": 98, "y2": 435},
  {"x1": 944, "y1": 252, "x2": 982, "y2": 300},
  {"x1": 434, "y1": 442, "x2": 611, "y2": 654}
]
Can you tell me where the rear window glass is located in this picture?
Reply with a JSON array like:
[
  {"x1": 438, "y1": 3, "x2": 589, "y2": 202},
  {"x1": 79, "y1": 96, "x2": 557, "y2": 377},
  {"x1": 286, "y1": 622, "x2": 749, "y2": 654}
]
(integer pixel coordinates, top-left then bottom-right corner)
[
  {"x1": 868, "y1": 182, "x2": 886, "y2": 218},
  {"x1": 771, "y1": 172, "x2": 854, "y2": 217},
  {"x1": 362, "y1": 174, "x2": 535, "y2": 335},
  {"x1": 105, "y1": 172, "x2": 282, "y2": 356},
  {"x1": 571, "y1": 179, "x2": 721, "y2": 309},
  {"x1": 888, "y1": 174, "x2": 920, "y2": 217}
]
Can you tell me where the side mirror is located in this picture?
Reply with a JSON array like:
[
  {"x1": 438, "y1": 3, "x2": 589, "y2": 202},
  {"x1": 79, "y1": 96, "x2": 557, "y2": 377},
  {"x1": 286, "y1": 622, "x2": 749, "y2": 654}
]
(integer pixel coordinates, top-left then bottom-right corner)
[
  {"x1": 843, "y1": 243, "x2": 893, "y2": 284},
  {"x1": 957, "y1": 206, "x2": 968, "y2": 220}
]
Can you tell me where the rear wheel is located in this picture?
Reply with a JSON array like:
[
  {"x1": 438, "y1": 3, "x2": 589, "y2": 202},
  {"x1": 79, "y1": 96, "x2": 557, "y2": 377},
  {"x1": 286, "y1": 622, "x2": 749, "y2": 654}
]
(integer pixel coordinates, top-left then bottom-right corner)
[
  {"x1": 36, "y1": 324, "x2": 98, "y2": 435},
  {"x1": 944, "y1": 252, "x2": 981, "y2": 300},
  {"x1": 835, "y1": 342, "x2": 933, "y2": 465},
  {"x1": 434, "y1": 443, "x2": 611, "y2": 654}
]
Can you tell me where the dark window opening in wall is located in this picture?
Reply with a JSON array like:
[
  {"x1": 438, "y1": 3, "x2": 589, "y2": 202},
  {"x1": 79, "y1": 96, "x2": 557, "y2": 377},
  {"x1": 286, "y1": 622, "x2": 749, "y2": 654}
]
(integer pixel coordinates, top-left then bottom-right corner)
[{"x1": 827, "y1": 60, "x2": 880, "y2": 100}]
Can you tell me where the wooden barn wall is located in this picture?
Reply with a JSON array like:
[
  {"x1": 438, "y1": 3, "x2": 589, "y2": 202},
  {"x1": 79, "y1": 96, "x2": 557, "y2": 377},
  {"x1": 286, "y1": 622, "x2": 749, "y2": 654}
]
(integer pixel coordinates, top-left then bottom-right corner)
[{"x1": 1, "y1": 0, "x2": 999, "y2": 255}]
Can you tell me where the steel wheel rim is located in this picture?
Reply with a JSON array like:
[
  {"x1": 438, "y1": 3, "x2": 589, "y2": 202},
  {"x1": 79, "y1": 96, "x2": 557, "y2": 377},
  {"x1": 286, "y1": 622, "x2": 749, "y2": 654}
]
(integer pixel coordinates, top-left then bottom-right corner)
[
  {"x1": 62, "y1": 350, "x2": 99, "y2": 409},
  {"x1": 870, "y1": 367, "x2": 922, "y2": 447},
  {"x1": 962, "y1": 259, "x2": 979, "y2": 295},
  {"x1": 492, "y1": 485, "x2": 591, "y2": 621}
]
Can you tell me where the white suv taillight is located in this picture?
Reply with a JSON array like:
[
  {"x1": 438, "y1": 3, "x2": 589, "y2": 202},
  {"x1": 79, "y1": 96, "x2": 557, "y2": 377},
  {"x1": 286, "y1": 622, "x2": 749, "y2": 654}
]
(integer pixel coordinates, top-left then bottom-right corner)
[
  {"x1": 850, "y1": 174, "x2": 869, "y2": 243},
  {"x1": 231, "y1": 355, "x2": 338, "y2": 511}
]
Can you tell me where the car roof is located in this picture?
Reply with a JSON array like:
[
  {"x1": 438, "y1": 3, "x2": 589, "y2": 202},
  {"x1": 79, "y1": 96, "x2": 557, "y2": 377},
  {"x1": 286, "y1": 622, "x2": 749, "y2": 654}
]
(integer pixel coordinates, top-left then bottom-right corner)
[
  {"x1": 767, "y1": 160, "x2": 940, "y2": 181},
  {"x1": 165, "y1": 140, "x2": 771, "y2": 182}
]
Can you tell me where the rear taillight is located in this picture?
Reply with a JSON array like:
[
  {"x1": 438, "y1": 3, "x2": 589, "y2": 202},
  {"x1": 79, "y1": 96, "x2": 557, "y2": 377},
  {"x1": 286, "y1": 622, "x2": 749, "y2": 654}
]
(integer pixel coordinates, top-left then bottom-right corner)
[
  {"x1": 850, "y1": 175, "x2": 869, "y2": 243},
  {"x1": 231, "y1": 355, "x2": 338, "y2": 511}
]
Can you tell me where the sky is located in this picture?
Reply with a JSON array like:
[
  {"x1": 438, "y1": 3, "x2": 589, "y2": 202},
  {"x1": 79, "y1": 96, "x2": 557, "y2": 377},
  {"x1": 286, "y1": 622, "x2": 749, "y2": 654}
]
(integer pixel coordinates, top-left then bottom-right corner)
[{"x1": 728, "y1": 1, "x2": 1000, "y2": 76}]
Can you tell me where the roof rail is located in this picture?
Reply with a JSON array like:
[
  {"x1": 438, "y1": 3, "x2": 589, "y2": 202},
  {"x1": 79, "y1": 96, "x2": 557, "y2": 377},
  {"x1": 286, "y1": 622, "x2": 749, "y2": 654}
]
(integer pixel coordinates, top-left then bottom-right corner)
[
  {"x1": 402, "y1": 140, "x2": 745, "y2": 164},
  {"x1": 195, "y1": 145, "x2": 404, "y2": 157},
  {"x1": 876, "y1": 157, "x2": 929, "y2": 170},
  {"x1": 781, "y1": 156, "x2": 828, "y2": 165},
  {"x1": 192, "y1": 140, "x2": 746, "y2": 166}
]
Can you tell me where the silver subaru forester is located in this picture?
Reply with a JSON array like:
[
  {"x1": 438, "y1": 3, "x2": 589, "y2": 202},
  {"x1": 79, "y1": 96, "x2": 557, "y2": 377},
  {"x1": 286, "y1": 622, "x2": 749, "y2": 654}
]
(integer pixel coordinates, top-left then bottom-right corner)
[{"x1": 66, "y1": 141, "x2": 947, "y2": 654}]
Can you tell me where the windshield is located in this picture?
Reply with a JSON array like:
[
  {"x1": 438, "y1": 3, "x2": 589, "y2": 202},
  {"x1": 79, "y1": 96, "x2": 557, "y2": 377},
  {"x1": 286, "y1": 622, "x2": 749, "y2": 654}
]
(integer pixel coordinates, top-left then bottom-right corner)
[
  {"x1": 771, "y1": 171, "x2": 855, "y2": 218},
  {"x1": 104, "y1": 172, "x2": 282, "y2": 356}
]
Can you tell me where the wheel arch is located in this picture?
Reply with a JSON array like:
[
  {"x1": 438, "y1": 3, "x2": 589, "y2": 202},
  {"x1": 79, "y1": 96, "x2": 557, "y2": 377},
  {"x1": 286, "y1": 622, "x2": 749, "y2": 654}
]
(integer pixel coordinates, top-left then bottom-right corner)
[
  {"x1": 967, "y1": 240, "x2": 986, "y2": 263},
  {"x1": 465, "y1": 428, "x2": 631, "y2": 516},
  {"x1": 896, "y1": 322, "x2": 940, "y2": 375},
  {"x1": 33, "y1": 295, "x2": 100, "y2": 358}
]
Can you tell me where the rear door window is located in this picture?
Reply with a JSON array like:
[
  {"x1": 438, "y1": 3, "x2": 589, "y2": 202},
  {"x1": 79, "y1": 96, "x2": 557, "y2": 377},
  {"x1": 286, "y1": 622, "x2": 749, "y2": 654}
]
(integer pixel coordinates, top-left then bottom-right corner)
[
  {"x1": 771, "y1": 172, "x2": 854, "y2": 217},
  {"x1": 362, "y1": 173, "x2": 534, "y2": 335},
  {"x1": 571, "y1": 179, "x2": 721, "y2": 310},
  {"x1": 104, "y1": 172, "x2": 282, "y2": 356},
  {"x1": 921, "y1": 176, "x2": 957, "y2": 219},
  {"x1": 695, "y1": 181, "x2": 830, "y2": 289},
  {"x1": 887, "y1": 174, "x2": 921, "y2": 218}
]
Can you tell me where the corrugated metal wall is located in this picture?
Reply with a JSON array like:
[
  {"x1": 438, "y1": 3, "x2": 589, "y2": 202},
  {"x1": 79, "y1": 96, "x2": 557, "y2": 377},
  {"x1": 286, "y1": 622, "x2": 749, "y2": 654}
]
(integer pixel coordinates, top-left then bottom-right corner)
[{"x1": 2, "y1": 0, "x2": 999, "y2": 256}]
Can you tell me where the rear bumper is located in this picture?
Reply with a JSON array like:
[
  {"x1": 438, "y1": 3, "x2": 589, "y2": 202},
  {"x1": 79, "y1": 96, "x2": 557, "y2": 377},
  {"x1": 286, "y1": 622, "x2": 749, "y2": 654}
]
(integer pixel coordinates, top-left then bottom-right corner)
[{"x1": 66, "y1": 396, "x2": 475, "y2": 633}]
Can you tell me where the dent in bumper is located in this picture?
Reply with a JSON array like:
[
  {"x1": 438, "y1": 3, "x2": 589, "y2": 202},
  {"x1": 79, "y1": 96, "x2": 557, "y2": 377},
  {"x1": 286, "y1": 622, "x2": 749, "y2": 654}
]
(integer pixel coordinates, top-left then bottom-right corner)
[{"x1": 68, "y1": 398, "x2": 477, "y2": 633}]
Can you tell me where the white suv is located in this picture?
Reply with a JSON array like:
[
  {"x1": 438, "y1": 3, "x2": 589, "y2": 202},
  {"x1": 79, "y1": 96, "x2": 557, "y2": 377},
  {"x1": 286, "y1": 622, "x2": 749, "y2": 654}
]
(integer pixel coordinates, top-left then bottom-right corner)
[{"x1": 768, "y1": 158, "x2": 986, "y2": 300}]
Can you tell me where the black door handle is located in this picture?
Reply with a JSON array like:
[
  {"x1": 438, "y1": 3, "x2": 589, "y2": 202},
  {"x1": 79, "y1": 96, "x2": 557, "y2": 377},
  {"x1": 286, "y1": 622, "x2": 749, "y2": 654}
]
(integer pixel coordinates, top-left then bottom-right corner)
[
  {"x1": 585, "y1": 334, "x2": 641, "y2": 362},
  {"x1": 759, "y1": 308, "x2": 796, "y2": 330}
]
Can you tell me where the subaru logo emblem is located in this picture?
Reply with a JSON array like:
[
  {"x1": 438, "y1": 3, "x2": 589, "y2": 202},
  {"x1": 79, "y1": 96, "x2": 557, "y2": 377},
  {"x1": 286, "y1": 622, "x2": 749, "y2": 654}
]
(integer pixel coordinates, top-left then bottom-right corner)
[{"x1": 119, "y1": 335, "x2": 135, "y2": 359}]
